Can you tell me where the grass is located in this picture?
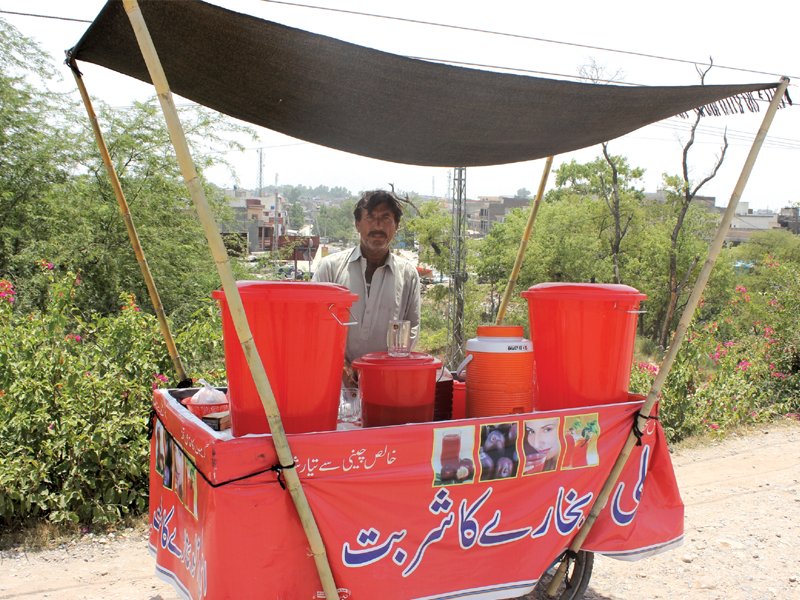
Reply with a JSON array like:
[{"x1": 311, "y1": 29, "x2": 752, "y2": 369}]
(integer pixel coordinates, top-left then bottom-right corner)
[{"x1": 0, "y1": 514, "x2": 149, "y2": 552}]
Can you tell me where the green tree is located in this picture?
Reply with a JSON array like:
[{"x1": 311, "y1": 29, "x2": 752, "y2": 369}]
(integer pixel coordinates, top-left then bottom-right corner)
[
  {"x1": 315, "y1": 202, "x2": 356, "y2": 242},
  {"x1": 655, "y1": 63, "x2": 729, "y2": 349},
  {"x1": 288, "y1": 200, "x2": 304, "y2": 230},
  {"x1": 0, "y1": 19, "x2": 73, "y2": 284},
  {"x1": 552, "y1": 155, "x2": 645, "y2": 283},
  {"x1": 402, "y1": 200, "x2": 451, "y2": 274}
]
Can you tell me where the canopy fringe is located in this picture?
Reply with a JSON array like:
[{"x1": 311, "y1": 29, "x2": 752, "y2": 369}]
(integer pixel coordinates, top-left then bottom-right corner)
[{"x1": 679, "y1": 85, "x2": 792, "y2": 119}]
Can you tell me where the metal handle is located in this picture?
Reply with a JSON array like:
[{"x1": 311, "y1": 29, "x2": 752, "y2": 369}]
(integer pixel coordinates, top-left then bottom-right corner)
[
  {"x1": 328, "y1": 303, "x2": 358, "y2": 326},
  {"x1": 455, "y1": 354, "x2": 473, "y2": 379},
  {"x1": 626, "y1": 310, "x2": 647, "y2": 314}
]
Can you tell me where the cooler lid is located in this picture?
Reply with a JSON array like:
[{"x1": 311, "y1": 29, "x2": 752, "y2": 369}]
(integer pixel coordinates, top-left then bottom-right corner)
[
  {"x1": 476, "y1": 325, "x2": 524, "y2": 338},
  {"x1": 212, "y1": 280, "x2": 358, "y2": 303},
  {"x1": 352, "y1": 351, "x2": 442, "y2": 369},
  {"x1": 521, "y1": 282, "x2": 646, "y2": 301}
]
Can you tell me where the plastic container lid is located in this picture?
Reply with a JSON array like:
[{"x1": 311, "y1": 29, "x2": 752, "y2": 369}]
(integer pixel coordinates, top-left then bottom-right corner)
[
  {"x1": 476, "y1": 325, "x2": 524, "y2": 338},
  {"x1": 212, "y1": 281, "x2": 358, "y2": 303},
  {"x1": 521, "y1": 282, "x2": 646, "y2": 301},
  {"x1": 353, "y1": 351, "x2": 442, "y2": 370}
]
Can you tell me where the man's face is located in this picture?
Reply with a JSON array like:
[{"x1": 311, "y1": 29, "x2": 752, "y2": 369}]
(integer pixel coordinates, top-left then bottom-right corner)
[{"x1": 355, "y1": 201, "x2": 398, "y2": 254}]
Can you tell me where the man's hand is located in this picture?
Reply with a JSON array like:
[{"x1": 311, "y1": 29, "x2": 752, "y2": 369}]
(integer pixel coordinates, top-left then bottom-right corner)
[{"x1": 342, "y1": 361, "x2": 358, "y2": 388}]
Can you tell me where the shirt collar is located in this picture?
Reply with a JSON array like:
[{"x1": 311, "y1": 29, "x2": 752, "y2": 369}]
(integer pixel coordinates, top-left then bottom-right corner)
[{"x1": 349, "y1": 245, "x2": 395, "y2": 271}]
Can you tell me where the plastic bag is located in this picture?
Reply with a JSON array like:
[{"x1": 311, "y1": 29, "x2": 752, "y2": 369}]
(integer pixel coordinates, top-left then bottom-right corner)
[{"x1": 191, "y1": 379, "x2": 227, "y2": 405}]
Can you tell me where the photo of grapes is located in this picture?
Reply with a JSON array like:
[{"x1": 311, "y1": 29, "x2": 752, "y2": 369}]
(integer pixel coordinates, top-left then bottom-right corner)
[
  {"x1": 432, "y1": 426, "x2": 476, "y2": 486},
  {"x1": 478, "y1": 422, "x2": 520, "y2": 482},
  {"x1": 562, "y1": 413, "x2": 601, "y2": 469}
]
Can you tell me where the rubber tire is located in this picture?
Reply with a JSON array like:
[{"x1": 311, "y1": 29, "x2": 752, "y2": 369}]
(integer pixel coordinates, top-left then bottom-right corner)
[{"x1": 528, "y1": 551, "x2": 594, "y2": 600}]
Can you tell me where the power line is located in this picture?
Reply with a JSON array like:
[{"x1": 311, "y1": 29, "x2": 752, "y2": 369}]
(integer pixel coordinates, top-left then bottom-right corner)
[
  {"x1": 4, "y1": 4, "x2": 796, "y2": 84},
  {"x1": 261, "y1": 0, "x2": 797, "y2": 82},
  {"x1": 0, "y1": 9, "x2": 90, "y2": 23}
]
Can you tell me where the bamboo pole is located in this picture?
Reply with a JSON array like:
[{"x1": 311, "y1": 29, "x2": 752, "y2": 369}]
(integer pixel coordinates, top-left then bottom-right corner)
[
  {"x1": 546, "y1": 76, "x2": 790, "y2": 597},
  {"x1": 119, "y1": 2, "x2": 339, "y2": 598},
  {"x1": 495, "y1": 156, "x2": 553, "y2": 325},
  {"x1": 69, "y1": 65, "x2": 190, "y2": 386}
]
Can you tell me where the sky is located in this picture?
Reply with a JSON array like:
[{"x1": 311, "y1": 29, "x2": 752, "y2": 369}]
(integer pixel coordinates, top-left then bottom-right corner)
[{"x1": 1, "y1": 0, "x2": 798, "y2": 210}]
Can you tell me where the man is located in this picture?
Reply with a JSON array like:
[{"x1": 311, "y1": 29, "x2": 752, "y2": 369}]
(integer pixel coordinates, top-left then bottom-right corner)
[{"x1": 313, "y1": 189, "x2": 421, "y2": 382}]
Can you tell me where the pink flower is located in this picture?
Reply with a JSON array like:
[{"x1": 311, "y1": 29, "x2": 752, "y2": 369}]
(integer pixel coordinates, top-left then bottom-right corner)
[
  {"x1": 737, "y1": 360, "x2": 751, "y2": 371},
  {"x1": 723, "y1": 341, "x2": 735, "y2": 348},
  {"x1": 637, "y1": 361, "x2": 659, "y2": 375},
  {"x1": 763, "y1": 326, "x2": 775, "y2": 337},
  {"x1": 735, "y1": 285, "x2": 747, "y2": 293},
  {"x1": 65, "y1": 333, "x2": 82, "y2": 342},
  {"x1": 769, "y1": 298, "x2": 779, "y2": 307},
  {"x1": 0, "y1": 280, "x2": 15, "y2": 304},
  {"x1": 708, "y1": 423, "x2": 720, "y2": 430},
  {"x1": 152, "y1": 373, "x2": 169, "y2": 389}
]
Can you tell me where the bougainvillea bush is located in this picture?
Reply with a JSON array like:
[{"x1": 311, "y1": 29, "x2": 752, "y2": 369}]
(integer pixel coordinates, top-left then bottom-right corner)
[
  {"x1": 0, "y1": 267, "x2": 223, "y2": 527},
  {"x1": 630, "y1": 261, "x2": 800, "y2": 442}
]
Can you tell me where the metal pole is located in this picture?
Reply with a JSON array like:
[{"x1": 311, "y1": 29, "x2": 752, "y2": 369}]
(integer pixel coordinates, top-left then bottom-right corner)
[
  {"x1": 495, "y1": 156, "x2": 553, "y2": 325},
  {"x1": 69, "y1": 64, "x2": 190, "y2": 386},
  {"x1": 120, "y1": 2, "x2": 339, "y2": 598},
  {"x1": 546, "y1": 76, "x2": 790, "y2": 596}
]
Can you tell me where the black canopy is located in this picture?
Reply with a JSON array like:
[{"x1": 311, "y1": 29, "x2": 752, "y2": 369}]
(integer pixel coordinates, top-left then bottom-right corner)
[{"x1": 70, "y1": 0, "x2": 786, "y2": 167}]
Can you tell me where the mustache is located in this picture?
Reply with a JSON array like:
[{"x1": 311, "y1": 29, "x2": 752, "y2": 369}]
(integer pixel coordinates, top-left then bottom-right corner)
[{"x1": 368, "y1": 231, "x2": 387, "y2": 237}]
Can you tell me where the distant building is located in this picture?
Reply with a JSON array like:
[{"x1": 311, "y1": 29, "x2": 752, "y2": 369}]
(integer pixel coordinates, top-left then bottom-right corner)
[
  {"x1": 220, "y1": 190, "x2": 289, "y2": 252},
  {"x1": 467, "y1": 196, "x2": 530, "y2": 234}
]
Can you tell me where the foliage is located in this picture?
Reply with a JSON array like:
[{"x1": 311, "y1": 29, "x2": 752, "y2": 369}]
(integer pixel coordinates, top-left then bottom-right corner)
[
  {"x1": 314, "y1": 201, "x2": 357, "y2": 242},
  {"x1": 629, "y1": 262, "x2": 800, "y2": 442},
  {"x1": 0, "y1": 19, "x2": 73, "y2": 283},
  {"x1": 0, "y1": 268, "x2": 223, "y2": 527},
  {"x1": 288, "y1": 200, "x2": 304, "y2": 230},
  {"x1": 402, "y1": 200, "x2": 451, "y2": 274}
]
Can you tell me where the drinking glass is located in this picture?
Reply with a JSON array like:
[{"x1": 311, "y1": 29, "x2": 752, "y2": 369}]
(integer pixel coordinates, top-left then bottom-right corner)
[
  {"x1": 338, "y1": 387, "x2": 361, "y2": 424},
  {"x1": 386, "y1": 319, "x2": 411, "y2": 357}
]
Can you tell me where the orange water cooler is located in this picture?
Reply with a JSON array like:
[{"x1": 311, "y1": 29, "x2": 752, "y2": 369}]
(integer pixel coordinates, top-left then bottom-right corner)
[{"x1": 459, "y1": 325, "x2": 535, "y2": 418}]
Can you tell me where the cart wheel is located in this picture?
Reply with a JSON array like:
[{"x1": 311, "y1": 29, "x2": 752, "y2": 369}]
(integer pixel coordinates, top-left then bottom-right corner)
[{"x1": 525, "y1": 551, "x2": 594, "y2": 600}]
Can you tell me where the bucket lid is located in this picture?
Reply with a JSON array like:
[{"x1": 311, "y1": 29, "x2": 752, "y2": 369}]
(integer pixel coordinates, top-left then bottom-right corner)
[
  {"x1": 476, "y1": 325, "x2": 524, "y2": 338},
  {"x1": 212, "y1": 280, "x2": 358, "y2": 303},
  {"x1": 353, "y1": 351, "x2": 442, "y2": 370},
  {"x1": 521, "y1": 282, "x2": 647, "y2": 301}
]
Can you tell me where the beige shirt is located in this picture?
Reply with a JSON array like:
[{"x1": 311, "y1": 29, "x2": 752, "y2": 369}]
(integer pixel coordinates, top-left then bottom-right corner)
[{"x1": 313, "y1": 246, "x2": 420, "y2": 363}]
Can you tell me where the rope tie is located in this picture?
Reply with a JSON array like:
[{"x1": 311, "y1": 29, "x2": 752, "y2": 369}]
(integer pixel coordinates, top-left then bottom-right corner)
[
  {"x1": 268, "y1": 461, "x2": 297, "y2": 490},
  {"x1": 562, "y1": 549, "x2": 579, "y2": 589},
  {"x1": 632, "y1": 412, "x2": 659, "y2": 446}
]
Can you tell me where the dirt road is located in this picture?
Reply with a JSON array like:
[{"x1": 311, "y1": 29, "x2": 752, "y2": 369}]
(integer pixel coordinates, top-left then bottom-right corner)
[{"x1": 1, "y1": 419, "x2": 798, "y2": 600}]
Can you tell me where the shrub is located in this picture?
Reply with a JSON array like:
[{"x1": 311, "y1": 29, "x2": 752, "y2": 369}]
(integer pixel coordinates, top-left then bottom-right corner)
[
  {"x1": 0, "y1": 268, "x2": 223, "y2": 527},
  {"x1": 630, "y1": 264, "x2": 800, "y2": 442}
]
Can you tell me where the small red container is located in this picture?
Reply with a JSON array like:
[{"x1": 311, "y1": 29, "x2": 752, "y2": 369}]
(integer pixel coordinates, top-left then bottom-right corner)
[
  {"x1": 451, "y1": 380, "x2": 466, "y2": 420},
  {"x1": 521, "y1": 283, "x2": 646, "y2": 409},
  {"x1": 185, "y1": 400, "x2": 229, "y2": 418},
  {"x1": 353, "y1": 352, "x2": 442, "y2": 427}
]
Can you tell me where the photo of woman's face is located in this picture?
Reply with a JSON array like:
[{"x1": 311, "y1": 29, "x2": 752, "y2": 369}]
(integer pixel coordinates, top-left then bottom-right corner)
[{"x1": 524, "y1": 418, "x2": 561, "y2": 472}]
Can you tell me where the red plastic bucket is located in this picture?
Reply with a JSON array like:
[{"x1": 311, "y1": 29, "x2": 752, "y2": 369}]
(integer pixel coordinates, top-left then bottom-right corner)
[
  {"x1": 460, "y1": 325, "x2": 535, "y2": 418},
  {"x1": 352, "y1": 352, "x2": 442, "y2": 427},
  {"x1": 521, "y1": 283, "x2": 646, "y2": 410},
  {"x1": 213, "y1": 281, "x2": 357, "y2": 436}
]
